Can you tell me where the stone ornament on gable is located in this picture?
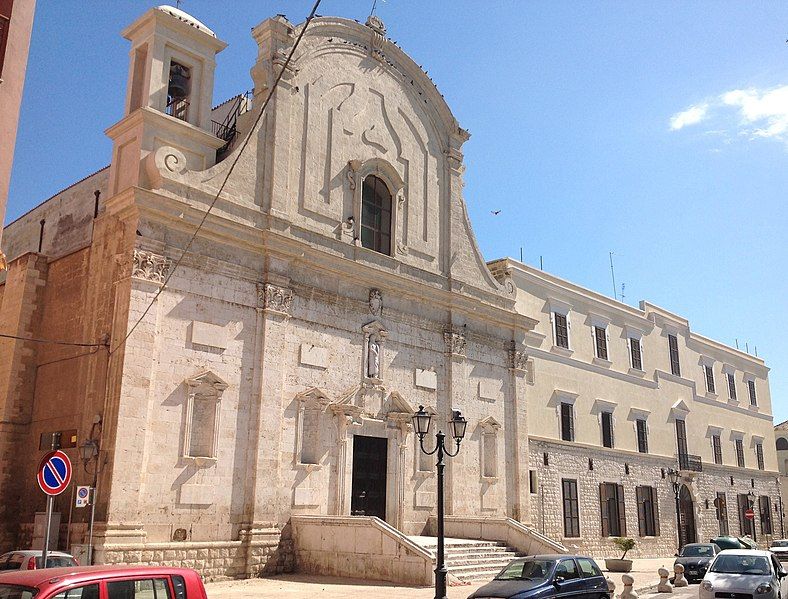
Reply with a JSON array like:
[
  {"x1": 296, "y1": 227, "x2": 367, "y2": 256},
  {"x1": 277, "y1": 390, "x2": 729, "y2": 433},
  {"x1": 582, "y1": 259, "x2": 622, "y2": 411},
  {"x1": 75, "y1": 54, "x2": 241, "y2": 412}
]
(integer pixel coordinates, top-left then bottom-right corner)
[
  {"x1": 444, "y1": 327, "x2": 466, "y2": 358},
  {"x1": 365, "y1": 14, "x2": 386, "y2": 59},
  {"x1": 132, "y1": 249, "x2": 172, "y2": 284},
  {"x1": 258, "y1": 283, "x2": 294, "y2": 315}
]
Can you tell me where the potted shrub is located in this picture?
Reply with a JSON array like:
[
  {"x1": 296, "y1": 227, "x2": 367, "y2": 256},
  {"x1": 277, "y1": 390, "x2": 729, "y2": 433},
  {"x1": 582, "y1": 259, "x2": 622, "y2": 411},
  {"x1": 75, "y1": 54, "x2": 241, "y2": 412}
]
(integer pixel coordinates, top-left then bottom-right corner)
[{"x1": 604, "y1": 537, "x2": 635, "y2": 572}]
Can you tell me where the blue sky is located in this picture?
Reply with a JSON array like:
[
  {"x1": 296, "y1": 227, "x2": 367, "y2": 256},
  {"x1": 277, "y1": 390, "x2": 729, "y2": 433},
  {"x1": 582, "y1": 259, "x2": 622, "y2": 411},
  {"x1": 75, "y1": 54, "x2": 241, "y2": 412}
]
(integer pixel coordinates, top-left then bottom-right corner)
[{"x1": 8, "y1": 2, "x2": 787, "y2": 424}]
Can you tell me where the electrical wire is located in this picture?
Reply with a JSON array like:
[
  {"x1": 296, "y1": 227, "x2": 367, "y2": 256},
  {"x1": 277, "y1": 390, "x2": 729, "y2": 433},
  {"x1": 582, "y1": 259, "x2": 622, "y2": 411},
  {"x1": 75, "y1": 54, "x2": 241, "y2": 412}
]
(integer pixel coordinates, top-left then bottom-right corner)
[
  {"x1": 108, "y1": 0, "x2": 323, "y2": 355},
  {"x1": 0, "y1": 332, "x2": 106, "y2": 348}
]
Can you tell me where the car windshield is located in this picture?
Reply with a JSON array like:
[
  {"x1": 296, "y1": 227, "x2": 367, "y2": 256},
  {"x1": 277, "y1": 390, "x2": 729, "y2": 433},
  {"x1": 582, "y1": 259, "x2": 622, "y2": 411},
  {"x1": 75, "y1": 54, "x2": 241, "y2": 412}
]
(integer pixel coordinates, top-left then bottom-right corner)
[
  {"x1": 710, "y1": 555, "x2": 771, "y2": 575},
  {"x1": 681, "y1": 545, "x2": 715, "y2": 557},
  {"x1": 0, "y1": 585, "x2": 38, "y2": 599},
  {"x1": 496, "y1": 559, "x2": 555, "y2": 581},
  {"x1": 34, "y1": 556, "x2": 76, "y2": 568},
  {"x1": 772, "y1": 541, "x2": 788, "y2": 548}
]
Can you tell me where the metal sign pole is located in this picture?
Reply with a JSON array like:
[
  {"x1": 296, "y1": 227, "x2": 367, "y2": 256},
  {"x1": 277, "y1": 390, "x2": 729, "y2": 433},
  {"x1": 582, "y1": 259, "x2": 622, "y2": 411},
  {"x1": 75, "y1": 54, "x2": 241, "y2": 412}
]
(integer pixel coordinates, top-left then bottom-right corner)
[
  {"x1": 87, "y1": 480, "x2": 97, "y2": 565},
  {"x1": 42, "y1": 493, "x2": 53, "y2": 565}
]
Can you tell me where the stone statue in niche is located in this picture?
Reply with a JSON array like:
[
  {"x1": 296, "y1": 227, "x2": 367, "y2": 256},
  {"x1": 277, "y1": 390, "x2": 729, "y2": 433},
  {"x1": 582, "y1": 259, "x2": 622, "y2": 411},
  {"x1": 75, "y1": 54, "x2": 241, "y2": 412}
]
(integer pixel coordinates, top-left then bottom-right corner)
[
  {"x1": 369, "y1": 289, "x2": 382, "y2": 317},
  {"x1": 367, "y1": 333, "x2": 381, "y2": 378}
]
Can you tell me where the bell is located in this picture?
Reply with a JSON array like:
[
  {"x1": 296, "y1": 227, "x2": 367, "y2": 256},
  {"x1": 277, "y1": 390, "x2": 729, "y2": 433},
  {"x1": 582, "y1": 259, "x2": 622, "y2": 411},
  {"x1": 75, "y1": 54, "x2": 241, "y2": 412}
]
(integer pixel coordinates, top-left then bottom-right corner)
[{"x1": 168, "y1": 63, "x2": 191, "y2": 100}]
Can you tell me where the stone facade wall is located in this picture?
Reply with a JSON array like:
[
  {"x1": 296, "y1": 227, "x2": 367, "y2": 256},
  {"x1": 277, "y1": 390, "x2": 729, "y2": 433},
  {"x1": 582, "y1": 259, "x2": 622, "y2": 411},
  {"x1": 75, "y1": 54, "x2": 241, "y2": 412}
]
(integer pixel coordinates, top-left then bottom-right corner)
[{"x1": 530, "y1": 440, "x2": 782, "y2": 557}]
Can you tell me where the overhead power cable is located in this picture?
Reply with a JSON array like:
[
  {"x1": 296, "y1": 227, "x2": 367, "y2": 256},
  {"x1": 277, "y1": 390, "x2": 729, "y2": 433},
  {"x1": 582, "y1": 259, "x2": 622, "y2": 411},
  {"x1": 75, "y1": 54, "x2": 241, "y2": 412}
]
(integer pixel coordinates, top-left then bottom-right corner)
[
  {"x1": 109, "y1": 0, "x2": 323, "y2": 356},
  {"x1": 0, "y1": 332, "x2": 106, "y2": 348}
]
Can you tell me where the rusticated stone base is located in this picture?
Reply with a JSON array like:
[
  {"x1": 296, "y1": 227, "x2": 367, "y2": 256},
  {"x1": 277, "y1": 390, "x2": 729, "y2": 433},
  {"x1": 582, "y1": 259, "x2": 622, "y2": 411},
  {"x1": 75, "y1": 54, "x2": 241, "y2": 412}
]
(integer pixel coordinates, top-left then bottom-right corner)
[{"x1": 93, "y1": 526, "x2": 293, "y2": 580}]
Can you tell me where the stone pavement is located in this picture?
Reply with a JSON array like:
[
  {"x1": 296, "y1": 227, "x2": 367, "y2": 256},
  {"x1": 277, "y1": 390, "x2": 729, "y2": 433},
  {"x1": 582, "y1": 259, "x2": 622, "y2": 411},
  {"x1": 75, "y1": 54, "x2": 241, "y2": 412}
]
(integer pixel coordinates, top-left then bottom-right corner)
[{"x1": 206, "y1": 557, "x2": 684, "y2": 598}]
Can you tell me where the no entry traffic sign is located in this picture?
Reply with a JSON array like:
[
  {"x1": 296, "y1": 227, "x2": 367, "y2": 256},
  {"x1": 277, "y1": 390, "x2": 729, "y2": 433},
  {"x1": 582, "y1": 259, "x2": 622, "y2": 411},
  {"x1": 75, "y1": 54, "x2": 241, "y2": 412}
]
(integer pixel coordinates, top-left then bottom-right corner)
[
  {"x1": 37, "y1": 450, "x2": 72, "y2": 496},
  {"x1": 744, "y1": 508, "x2": 755, "y2": 520}
]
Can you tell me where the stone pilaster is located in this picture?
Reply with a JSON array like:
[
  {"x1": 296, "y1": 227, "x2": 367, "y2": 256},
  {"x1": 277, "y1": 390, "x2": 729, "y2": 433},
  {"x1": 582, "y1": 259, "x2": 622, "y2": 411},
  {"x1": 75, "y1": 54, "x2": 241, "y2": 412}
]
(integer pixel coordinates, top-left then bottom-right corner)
[
  {"x1": 442, "y1": 324, "x2": 467, "y2": 515},
  {"x1": 508, "y1": 342, "x2": 530, "y2": 523}
]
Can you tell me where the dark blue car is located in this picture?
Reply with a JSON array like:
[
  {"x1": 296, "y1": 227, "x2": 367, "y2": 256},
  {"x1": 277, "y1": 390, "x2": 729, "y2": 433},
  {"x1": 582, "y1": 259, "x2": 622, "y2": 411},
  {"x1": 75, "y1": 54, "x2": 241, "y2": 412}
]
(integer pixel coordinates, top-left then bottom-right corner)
[{"x1": 467, "y1": 555, "x2": 610, "y2": 599}]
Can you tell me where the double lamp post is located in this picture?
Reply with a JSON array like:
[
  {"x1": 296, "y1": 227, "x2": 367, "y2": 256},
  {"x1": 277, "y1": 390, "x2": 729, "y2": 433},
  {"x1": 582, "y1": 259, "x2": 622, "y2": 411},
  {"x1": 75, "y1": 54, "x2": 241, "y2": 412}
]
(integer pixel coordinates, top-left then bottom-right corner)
[{"x1": 412, "y1": 405, "x2": 467, "y2": 599}]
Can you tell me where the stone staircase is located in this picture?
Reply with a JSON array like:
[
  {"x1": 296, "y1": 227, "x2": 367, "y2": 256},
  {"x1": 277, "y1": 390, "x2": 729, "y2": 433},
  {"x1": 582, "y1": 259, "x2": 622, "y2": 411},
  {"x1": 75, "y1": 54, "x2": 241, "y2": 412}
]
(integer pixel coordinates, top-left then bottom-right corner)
[{"x1": 411, "y1": 536, "x2": 525, "y2": 583}]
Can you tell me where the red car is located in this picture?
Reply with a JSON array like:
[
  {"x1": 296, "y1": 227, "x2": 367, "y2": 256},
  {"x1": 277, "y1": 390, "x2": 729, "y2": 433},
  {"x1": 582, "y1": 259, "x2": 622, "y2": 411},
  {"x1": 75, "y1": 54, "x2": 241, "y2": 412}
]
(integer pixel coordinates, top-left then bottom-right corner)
[{"x1": 0, "y1": 565, "x2": 207, "y2": 598}]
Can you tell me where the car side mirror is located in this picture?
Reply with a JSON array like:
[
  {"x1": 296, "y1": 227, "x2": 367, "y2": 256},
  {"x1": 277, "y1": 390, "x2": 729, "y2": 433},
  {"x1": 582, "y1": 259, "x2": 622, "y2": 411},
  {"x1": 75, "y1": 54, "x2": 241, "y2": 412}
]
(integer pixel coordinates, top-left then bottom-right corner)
[
  {"x1": 779, "y1": 570, "x2": 787, "y2": 579},
  {"x1": 554, "y1": 575, "x2": 566, "y2": 585}
]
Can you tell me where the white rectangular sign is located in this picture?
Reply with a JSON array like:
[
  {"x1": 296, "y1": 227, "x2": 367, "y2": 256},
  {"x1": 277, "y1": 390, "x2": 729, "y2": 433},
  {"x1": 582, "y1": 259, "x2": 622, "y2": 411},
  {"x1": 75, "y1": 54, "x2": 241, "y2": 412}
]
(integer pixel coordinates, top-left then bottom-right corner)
[{"x1": 75, "y1": 486, "x2": 91, "y2": 508}]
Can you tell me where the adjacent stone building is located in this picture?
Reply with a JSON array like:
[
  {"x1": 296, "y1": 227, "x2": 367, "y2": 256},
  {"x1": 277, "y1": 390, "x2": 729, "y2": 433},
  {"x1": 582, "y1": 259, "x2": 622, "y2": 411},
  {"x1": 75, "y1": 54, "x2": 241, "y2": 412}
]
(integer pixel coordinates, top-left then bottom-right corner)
[{"x1": 0, "y1": 5, "x2": 781, "y2": 581}]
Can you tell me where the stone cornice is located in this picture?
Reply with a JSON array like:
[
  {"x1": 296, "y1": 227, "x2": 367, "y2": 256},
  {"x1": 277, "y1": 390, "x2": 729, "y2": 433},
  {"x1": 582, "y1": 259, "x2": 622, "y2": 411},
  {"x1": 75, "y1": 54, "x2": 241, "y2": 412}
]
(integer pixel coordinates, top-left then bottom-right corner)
[{"x1": 128, "y1": 188, "x2": 538, "y2": 333}]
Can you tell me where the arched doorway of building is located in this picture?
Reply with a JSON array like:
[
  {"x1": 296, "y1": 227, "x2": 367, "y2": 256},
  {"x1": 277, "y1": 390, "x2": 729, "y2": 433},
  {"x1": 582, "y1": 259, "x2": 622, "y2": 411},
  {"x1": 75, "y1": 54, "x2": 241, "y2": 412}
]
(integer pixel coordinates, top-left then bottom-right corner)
[{"x1": 679, "y1": 484, "x2": 697, "y2": 547}]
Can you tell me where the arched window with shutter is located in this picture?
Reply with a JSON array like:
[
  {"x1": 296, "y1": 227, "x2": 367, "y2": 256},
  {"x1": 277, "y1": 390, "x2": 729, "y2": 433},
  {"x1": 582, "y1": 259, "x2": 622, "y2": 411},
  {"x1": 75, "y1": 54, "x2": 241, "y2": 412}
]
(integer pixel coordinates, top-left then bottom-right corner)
[{"x1": 360, "y1": 175, "x2": 392, "y2": 255}]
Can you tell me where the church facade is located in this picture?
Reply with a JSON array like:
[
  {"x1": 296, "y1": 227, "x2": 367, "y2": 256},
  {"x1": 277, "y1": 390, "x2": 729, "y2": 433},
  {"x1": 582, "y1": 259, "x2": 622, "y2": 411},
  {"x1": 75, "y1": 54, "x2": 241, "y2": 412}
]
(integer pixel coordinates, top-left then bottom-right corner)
[{"x1": 0, "y1": 6, "x2": 781, "y2": 582}]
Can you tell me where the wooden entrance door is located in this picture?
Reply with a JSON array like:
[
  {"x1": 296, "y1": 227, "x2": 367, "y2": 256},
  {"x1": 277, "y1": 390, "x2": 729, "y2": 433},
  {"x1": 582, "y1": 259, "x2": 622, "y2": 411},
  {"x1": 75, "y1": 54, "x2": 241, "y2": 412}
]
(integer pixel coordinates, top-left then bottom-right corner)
[
  {"x1": 679, "y1": 484, "x2": 697, "y2": 546},
  {"x1": 350, "y1": 435, "x2": 388, "y2": 520}
]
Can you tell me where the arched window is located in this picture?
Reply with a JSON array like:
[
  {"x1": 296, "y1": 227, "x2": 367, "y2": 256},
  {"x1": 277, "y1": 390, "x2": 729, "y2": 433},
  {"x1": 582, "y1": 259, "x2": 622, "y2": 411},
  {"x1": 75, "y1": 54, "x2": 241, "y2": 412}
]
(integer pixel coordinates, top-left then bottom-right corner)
[
  {"x1": 361, "y1": 175, "x2": 392, "y2": 255},
  {"x1": 776, "y1": 437, "x2": 788, "y2": 451}
]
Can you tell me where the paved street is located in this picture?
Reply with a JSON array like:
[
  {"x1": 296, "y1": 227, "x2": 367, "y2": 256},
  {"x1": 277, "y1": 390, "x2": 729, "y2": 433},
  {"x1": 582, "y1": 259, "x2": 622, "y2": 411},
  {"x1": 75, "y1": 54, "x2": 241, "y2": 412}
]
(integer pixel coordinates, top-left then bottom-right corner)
[{"x1": 206, "y1": 557, "x2": 685, "y2": 598}]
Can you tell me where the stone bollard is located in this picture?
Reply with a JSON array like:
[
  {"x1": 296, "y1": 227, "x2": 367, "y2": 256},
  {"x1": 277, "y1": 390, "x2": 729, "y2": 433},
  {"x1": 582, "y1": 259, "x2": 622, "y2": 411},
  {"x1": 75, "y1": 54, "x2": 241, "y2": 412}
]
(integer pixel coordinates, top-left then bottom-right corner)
[
  {"x1": 673, "y1": 563, "x2": 688, "y2": 588},
  {"x1": 620, "y1": 574, "x2": 638, "y2": 599},
  {"x1": 607, "y1": 576, "x2": 616, "y2": 597},
  {"x1": 657, "y1": 567, "x2": 674, "y2": 593}
]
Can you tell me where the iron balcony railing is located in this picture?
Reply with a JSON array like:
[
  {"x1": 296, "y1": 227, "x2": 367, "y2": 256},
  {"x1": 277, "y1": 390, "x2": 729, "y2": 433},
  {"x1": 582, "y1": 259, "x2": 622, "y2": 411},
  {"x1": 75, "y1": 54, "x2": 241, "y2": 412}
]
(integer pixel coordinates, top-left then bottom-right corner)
[{"x1": 678, "y1": 453, "x2": 703, "y2": 472}]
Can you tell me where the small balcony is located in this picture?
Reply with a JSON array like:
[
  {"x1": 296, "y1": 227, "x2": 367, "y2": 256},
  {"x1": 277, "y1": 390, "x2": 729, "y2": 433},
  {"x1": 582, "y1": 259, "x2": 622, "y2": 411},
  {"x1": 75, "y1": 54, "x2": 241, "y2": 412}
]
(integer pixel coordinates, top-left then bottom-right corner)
[{"x1": 678, "y1": 453, "x2": 703, "y2": 472}]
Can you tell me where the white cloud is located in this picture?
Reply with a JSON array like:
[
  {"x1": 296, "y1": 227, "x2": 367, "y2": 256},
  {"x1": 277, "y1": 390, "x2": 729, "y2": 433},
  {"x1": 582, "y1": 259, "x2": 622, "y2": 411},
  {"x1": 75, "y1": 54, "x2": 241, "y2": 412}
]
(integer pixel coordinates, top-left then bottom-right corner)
[
  {"x1": 722, "y1": 85, "x2": 788, "y2": 139},
  {"x1": 669, "y1": 103, "x2": 709, "y2": 130},
  {"x1": 670, "y1": 84, "x2": 788, "y2": 145}
]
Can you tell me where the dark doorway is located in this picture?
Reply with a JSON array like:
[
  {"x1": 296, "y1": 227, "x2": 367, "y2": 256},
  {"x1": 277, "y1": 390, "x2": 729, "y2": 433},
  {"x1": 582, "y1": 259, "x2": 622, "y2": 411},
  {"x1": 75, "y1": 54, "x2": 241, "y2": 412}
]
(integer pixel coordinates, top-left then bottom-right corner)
[
  {"x1": 678, "y1": 484, "x2": 697, "y2": 546},
  {"x1": 351, "y1": 435, "x2": 388, "y2": 520}
]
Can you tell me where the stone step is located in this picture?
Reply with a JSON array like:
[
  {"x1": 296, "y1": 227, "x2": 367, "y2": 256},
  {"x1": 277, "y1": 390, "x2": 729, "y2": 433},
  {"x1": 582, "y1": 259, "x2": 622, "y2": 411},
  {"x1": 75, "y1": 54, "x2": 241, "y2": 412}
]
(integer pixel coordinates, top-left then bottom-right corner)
[
  {"x1": 446, "y1": 557, "x2": 518, "y2": 569},
  {"x1": 410, "y1": 537, "x2": 523, "y2": 584},
  {"x1": 445, "y1": 552, "x2": 520, "y2": 564},
  {"x1": 420, "y1": 541, "x2": 507, "y2": 550}
]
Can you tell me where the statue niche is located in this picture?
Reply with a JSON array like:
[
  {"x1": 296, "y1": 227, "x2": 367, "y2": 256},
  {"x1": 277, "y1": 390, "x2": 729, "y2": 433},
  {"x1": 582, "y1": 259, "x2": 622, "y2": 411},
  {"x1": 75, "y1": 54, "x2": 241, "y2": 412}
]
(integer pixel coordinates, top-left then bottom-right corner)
[{"x1": 362, "y1": 320, "x2": 388, "y2": 384}]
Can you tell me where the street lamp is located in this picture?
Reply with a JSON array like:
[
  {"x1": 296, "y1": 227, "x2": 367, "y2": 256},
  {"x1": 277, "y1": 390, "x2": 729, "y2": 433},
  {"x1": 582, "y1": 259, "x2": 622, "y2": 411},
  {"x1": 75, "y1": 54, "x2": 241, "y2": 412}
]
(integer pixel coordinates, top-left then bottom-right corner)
[
  {"x1": 79, "y1": 439, "x2": 100, "y2": 565},
  {"x1": 667, "y1": 468, "x2": 682, "y2": 551},
  {"x1": 413, "y1": 405, "x2": 467, "y2": 599}
]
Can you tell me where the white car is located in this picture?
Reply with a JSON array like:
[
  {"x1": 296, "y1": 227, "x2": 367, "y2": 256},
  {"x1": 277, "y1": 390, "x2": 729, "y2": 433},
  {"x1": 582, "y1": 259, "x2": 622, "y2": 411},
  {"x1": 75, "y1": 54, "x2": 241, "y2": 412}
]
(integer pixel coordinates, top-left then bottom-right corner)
[
  {"x1": 771, "y1": 540, "x2": 788, "y2": 562},
  {"x1": 700, "y1": 550, "x2": 787, "y2": 599},
  {"x1": 0, "y1": 550, "x2": 78, "y2": 571}
]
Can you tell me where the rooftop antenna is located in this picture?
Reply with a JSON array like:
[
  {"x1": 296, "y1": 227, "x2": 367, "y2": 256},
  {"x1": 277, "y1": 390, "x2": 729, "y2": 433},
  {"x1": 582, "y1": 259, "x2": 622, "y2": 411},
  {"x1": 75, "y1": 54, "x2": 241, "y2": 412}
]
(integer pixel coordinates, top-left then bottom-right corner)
[
  {"x1": 609, "y1": 252, "x2": 618, "y2": 300},
  {"x1": 735, "y1": 338, "x2": 739, "y2": 350},
  {"x1": 520, "y1": 247, "x2": 523, "y2": 262},
  {"x1": 176, "y1": 0, "x2": 183, "y2": 8},
  {"x1": 746, "y1": 342, "x2": 749, "y2": 354},
  {"x1": 369, "y1": 0, "x2": 387, "y2": 17},
  {"x1": 620, "y1": 282, "x2": 626, "y2": 304},
  {"x1": 540, "y1": 255, "x2": 543, "y2": 270},
  {"x1": 755, "y1": 346, "x2": 758, "y2": 357}
]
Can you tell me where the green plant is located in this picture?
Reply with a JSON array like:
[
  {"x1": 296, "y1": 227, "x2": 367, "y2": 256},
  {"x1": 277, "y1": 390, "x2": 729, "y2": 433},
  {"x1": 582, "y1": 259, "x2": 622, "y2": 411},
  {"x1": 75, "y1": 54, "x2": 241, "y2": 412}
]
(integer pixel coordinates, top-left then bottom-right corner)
[{"x1": 612, "y1": 537, "x2": 636, "y2": 560}]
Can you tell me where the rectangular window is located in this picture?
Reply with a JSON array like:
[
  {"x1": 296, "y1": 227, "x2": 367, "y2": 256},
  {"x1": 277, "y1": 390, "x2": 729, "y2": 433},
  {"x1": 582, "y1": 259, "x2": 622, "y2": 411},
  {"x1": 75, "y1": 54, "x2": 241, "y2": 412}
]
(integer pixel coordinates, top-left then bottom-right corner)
[
  {"x1": 748, "y1": 380, "x2": 757, "y2": 406},
  {"x1": 727, "y1": 373, "x2": 737, "y2": 401},
  {"x1": 705, "y1": 365, "x2": 716, "y2": 394},
  {"x1": 560, "y1": 402, "x2": 574, "y2": 442},
  {"x1": 716, "y1": 491, "x2": 729, "y2": 535},
  {"x1": 562, "y1": 479, "x2": 580, "y2": 538},
  {"x1": 594, "y1": 326, "x2": 608, "y2": 360},
  {"x1": 636, "y1": 419, "x2": 648, "y2": 454},
  {"x1": 630, "y1": 337, "x2": 643, "y2": 370},
  {"x1": 600, "y1": 482, "x2": 626, "y2": 537},
  {"x1": 756, "y1": 443, "x2": 764, "y2": 470},
  {"x1": 482, "y1": 431, "x2": 497, "y2": 478},
  {"x1": 712, "y1": 435, "x2": 723, "y2": 465},
  {"x1": 735, "y1": 438, "x2": 745, "y2": 468},
  {"x1": 760, "y1": 496, "x2": 773, "y2": 535},
  {"x1": 554, "y1": 313, "x2": 569, "y2": 349},
  {"x1": 601, "y1": 411, "x2": 614, "y2": 449},
  {"x1": 529, "y1": 470, "x2": 538, "y2": 494},
  {"x1": 668, "y1": 334, "x2": 681, "y2": 376},
  {"x1": 636, "y1": 486, "x2": 660, "y2": 537}
]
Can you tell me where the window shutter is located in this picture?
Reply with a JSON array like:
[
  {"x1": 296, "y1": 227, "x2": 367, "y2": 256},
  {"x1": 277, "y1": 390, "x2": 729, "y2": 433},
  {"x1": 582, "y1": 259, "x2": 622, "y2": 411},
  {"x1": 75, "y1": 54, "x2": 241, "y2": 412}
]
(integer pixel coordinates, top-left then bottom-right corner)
[
  {"x1": 653, "y1": 487, "x2": 661, "y2": 536},
  {"x1": 600, "y1": 483, "x2": 610, "y2": 537},
  {"x1": 568, "y1": 405, "x2": 575, "y2": 441},
  {"x1": 617, "y1": 484, "x2": 627, "y2": 536},
  {"x1": 636, "y1": 487, "x2": 646, "y2": 537}
]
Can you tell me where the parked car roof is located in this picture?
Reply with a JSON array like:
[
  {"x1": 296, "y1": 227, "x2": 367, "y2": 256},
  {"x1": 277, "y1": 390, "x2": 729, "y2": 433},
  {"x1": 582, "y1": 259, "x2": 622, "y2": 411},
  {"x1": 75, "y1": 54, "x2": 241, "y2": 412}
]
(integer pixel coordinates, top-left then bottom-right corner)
[
  {"x1": 0, "y1": 551, "x2": 73, "y2": 557},
  {"x1": 0, "y1": 565, "x2": 198, "y2": 587},
  {"x1": 716, "y1": 549, "x2": 774, "y2": 557}
]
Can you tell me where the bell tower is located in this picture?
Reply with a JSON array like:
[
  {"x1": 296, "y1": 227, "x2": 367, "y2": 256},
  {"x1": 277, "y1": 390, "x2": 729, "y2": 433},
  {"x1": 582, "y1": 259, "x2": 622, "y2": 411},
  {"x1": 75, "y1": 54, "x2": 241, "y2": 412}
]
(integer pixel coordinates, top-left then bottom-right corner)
[{"x1": 106, "y1": 5, "x2": 227, "y2": 196}]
